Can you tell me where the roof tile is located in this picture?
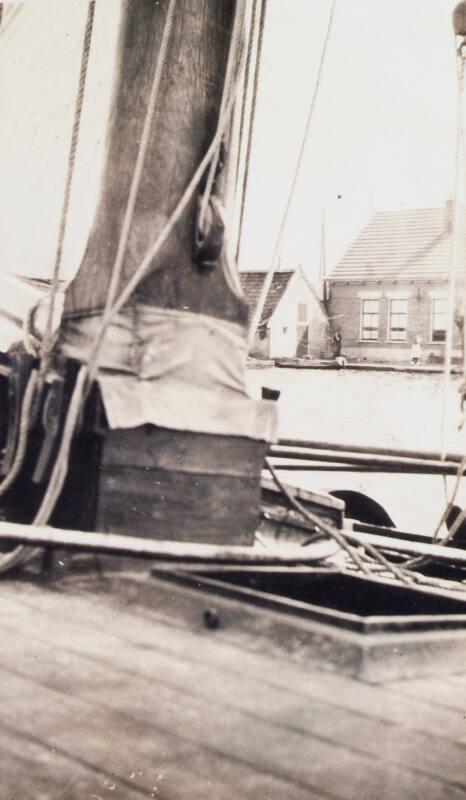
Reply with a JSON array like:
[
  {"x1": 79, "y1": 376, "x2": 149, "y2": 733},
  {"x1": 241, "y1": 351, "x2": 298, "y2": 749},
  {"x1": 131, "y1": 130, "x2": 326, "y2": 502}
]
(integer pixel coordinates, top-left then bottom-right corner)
[
  {"x1": 329, "y1": 206, "x2": 463, "y2": 282},
  {"x1": 239, "y1": 271, "x2": 294, "y2": 326}
]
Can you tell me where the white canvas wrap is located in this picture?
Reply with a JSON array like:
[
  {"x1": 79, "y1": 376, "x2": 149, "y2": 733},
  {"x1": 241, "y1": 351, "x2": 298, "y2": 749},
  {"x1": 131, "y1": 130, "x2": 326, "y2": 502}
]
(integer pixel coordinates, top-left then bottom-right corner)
[{"x1": 60, "y1": 305, "x2": 278, "y2": 442}]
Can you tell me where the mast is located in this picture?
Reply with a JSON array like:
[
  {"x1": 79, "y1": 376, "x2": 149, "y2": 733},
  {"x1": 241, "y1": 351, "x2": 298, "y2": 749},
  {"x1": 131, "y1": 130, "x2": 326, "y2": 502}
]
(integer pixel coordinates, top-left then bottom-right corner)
[
  {"x1": 63, "y1": 0, "x2": 247, "y2": 324},
  {"x1": 52, "y1": 0, "x2": 276, "y2": 544},
  {"x1": 0, "y1": 0, "x2": 277, "y2": 571}
]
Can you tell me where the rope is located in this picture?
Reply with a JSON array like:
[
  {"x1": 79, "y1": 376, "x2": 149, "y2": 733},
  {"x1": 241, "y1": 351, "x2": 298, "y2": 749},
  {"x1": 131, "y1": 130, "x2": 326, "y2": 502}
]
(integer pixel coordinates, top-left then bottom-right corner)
[
  {"x1": 441, "y1": 38, "x2": 466, "y2": 454},
  {"x1": 1, "y1": 2, "x2": 95, "y2": 572},
  {"x1": 276, "y1": 442, "x2": 466, "y2": 586},
  {"x1": 39, "y1": 1, "x2": 96, "y2": 377},
  {"x1": 0, "y1": 367, "x2": 88, "y2": 574},
  {"x1": 433, "y1": 455, "x2": 466, "y2": 541},
  {"x1": 233, "y1": 0, "x2": 258, "y2": 207},
  {"x1": 32, "y1": 366, "x2": 88, "y2": 527},
  {"x1": 403, "y1": 455, "x2": 466, "y2": 570},
  {"x1": 198, "y1": 0, "x2": 247, "y2": 235},
  {"x1": 235, "y1": 0, "x2": 267, "y2": 264},
  {"x1": 0, "y1": 370, "x2": 38, "y2": 498},
  {"x1": 248, "y1": 0, "x2": 336, "y2": 348},
  {"x1": 0, "y1": 1, "x2": 247, "y2": 577},
  {"x1": 86, "y1": 4, "x2": 247, "y2": 379},
  {"x1": 265, "y1": 458, "x2": 413, "y2": 585},
  {"x1": 22, "y1": 302, "x2": 42, "y2": 357},
  {"x1": 0, "y1": 369, "x2": 39, "y2": 575},
  {"x1": 102, "y1": 0, "x2": 177, "y2": 316}
]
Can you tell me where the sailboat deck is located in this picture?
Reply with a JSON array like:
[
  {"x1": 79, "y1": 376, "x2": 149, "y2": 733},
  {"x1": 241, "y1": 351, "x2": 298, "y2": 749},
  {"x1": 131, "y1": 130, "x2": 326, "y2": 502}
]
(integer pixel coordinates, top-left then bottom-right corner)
[{"x1": 1, "y1": 568, "x2": 465, "y2": 800}]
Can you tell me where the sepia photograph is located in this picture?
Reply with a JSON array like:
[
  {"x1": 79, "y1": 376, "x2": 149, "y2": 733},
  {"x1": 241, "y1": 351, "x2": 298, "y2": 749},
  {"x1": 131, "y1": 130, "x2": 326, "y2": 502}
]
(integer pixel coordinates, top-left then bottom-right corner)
[{"x1": 0, "y1": 0, "x2": 465, "y2": 797}]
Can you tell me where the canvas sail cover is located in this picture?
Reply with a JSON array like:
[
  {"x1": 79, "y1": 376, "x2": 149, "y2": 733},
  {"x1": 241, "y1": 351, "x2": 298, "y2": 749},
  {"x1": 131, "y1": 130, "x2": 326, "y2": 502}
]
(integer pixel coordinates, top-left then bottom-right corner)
[
  {"x1": 60, "y1": 304, "x2": 277, "y2": 440},
  {"x1": 0, "y1": 0, "x2": 277, "y2": 442}
]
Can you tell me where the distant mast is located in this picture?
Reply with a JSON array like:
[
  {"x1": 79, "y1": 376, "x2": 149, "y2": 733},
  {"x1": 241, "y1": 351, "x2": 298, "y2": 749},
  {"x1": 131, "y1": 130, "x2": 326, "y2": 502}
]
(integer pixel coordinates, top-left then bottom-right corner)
[{"x1": 319, "y1": 212, "x2": 326, "y2": 283}]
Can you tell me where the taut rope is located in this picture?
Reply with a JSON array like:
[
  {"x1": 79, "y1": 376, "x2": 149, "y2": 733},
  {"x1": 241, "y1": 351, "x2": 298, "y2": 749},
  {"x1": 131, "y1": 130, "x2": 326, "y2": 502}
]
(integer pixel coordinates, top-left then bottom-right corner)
[
  {"x1": 39, "y1": 1, "x2": 96, "y2": 378},
  {"x1": 235, "y1": 0, "x2": 267, "y2": 265},
  {"x1": 248, "y1": 0, "x2": 336, "y2": 347}
]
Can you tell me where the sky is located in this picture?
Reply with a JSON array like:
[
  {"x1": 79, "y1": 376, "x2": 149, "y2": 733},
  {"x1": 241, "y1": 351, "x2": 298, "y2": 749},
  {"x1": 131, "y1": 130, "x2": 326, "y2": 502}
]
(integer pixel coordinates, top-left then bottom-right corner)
[
  {"x1": 0, "y1": 0, "x2": 461, "y2": 285},
  {"x1": 237, "y1": 0, "x2": 460, "y2": 276}
]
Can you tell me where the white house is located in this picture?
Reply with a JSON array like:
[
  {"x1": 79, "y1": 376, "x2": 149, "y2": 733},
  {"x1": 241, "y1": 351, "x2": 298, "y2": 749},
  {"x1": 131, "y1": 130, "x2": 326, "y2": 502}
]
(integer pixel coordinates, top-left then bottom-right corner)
[{"x1": 240, "y1": 267, "x2": 330, "y2": 359}]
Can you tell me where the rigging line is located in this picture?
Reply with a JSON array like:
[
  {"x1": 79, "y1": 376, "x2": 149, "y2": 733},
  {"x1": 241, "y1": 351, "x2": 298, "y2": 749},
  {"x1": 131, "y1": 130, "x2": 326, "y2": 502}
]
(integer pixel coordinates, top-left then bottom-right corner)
[
  {"x1": 235, "y1": 0, "x2": 267, "y2": 265},
  {"x1": 441, "y1": 37, "x2": 465, "y2": 456},
  {"x1": 0, "y1": 5, "x2": 22, "y2": 39},
  {"x1": 248, "y1": 0, "x2": 336, "y2": 348},
  {"x1": 11, "y1": 7, "x2": 248, "y2": 568},
  {"x1": 33, "y1": 366, "x2": 88, "y2": 528},
  {"x1": 0, "y1": 370, "x2": 37, "y2": 499},
  {"x1": 233, "y1": 0, "x2": 259, "y2": 210},
  {"x1": 0, "y1": 369, "x2": 39, "y2": 575},
  {"x1": 0, "y1": 366, "x2": 89, "y2": 574},
  {"x1": 403, "y1": 454, "x2": 466, "y2": 570},
  {"x1": 86, "y1": 11, "x2": 247, "y2": 378},
  {"x1": 198, "y1": 0, "x2": 247, "y2": 234},
  {"x1": 39, "y1": 0, "x2": 96, "y2": 378},
  {"x1": 433, "y1": 455, "x2": 466, "y2": 542},
  {"x1": 102, "y1": 0, "x2": 177, "y2": 316},
  {"x1": 265, "y1": 458, "x2": 413, "y2": 585}
]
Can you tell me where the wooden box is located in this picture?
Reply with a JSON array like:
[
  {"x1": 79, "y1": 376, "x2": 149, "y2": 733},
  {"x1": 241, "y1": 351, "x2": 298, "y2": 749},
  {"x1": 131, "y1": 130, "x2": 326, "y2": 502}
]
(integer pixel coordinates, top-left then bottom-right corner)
[{"x1": 95, "y1": 426, "x2": 267, "y2": 546}]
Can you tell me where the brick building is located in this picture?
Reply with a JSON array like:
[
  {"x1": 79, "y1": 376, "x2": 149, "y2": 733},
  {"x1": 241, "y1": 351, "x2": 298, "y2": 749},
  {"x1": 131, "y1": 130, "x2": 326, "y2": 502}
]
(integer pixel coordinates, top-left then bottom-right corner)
[{"x1": 327, "y1": 206, "x2": 463, "y2": 363}]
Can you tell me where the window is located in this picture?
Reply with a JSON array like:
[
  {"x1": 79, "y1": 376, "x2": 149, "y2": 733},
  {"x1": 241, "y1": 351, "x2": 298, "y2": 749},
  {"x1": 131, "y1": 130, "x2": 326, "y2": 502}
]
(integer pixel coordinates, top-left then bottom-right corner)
[
  {"x1": 431, "y1": 297, "x2": 447, "y2": 342},
  {"x1": 360, "y1": 299, "x2": 379, "y2": 340},
  {"x1": 388, "y1": 298, "x2": 408, "y2": 341}
]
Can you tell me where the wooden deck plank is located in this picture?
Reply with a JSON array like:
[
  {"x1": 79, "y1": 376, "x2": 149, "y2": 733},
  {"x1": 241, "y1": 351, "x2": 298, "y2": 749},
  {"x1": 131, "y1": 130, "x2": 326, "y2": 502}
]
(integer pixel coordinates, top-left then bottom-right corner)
[
  {"x1": 0, "y1": 720, "x2": 150, "y2": 800},
  {"x1": 0, "y1": 666, "x2": 194, "y2": 798},
  {"x1": 3, "y1": 578, "x2": 465, "y2": 744},
  {"x1": 0, "y1": 579, "x2": 465, "y2": 798},
  {"x1": 388, "y1": 676, "x2": 466, "y2": 714},
  {"x1": 1, "y1": 604, "x2": 466, "y2": 791},
  {"x1": 0, "y1": 645, "x2": 463, "y2": 800},
  {"x1": 0, "y1": 645, "x2": 342, "y2": 800},
  {"x1": 0, "y1": 630, "x2": 331, "y2": 800},
  {"x1": 0, "y1": 633, "x2": 348, "y2": 800}
]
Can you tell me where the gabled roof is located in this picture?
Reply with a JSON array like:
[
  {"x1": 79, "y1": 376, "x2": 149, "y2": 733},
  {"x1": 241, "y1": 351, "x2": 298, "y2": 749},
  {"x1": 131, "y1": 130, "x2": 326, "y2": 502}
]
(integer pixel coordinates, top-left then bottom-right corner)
[
  {"x1": 239, "y1": 270, "x2": 295, "y2": 326},
  {"x1": 329, "y1": 206, "x2": 460, "y2": 283}
]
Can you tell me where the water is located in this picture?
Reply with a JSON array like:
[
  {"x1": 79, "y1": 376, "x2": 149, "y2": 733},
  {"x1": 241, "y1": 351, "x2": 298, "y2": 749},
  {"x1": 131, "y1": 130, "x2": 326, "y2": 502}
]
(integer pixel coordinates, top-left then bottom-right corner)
[{"x1": 247, "y1": 367, "x2": 466, "y2": 535}]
